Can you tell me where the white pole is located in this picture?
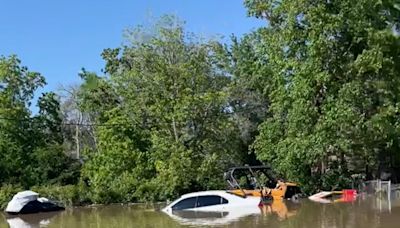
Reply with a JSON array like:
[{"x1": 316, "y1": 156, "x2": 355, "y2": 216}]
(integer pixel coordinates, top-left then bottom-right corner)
[{"x1": 388, "y1": 180, "x2": 391, "y2": 213}]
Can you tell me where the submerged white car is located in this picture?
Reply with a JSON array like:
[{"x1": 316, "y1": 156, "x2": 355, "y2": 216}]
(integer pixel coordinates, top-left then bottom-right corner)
[
  {"x1": 162, "y1": 190, "x2": 261, "y2": 213},
  {"x1": 162, "y1": 190, "x2": 262, "y2": 226}
]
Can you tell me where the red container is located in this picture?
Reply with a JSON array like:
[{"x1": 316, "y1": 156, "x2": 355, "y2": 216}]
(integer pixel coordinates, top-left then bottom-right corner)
[
  {"x1": 343, "y1": 189, "x2": 357, "y2": 196},
  {"x1": 341, "y1": 189, "x2": 357, "y2": 202}
]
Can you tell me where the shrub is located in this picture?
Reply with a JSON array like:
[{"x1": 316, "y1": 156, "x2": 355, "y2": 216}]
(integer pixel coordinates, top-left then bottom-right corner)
[
  {"x1": 0, "y1": 184, "x2": 23, "y2": 210},
  {"x1": 31, "y1": 184, "x2": 90, "y2": 206}
]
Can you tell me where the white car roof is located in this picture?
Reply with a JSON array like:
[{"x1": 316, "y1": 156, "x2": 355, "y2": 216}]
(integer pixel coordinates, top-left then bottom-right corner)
[
  {"x1": 180, "y1": 190, "x2": 230, "y2": 198},
  {"x1": 13, "y1": 190, "x2": 39, "y2": 199}
]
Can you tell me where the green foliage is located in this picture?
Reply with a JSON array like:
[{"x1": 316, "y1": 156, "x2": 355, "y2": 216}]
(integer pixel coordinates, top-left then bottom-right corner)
[
  {"x1": 0, "y1": 56, "x2": 80, "y2": 188},
  {"x1": 245, "y1": 0, "x2": 400, "y2": 192},
  {"x1": 81, "y1": 108, "x2": 150, "y2": 203},
  {"x1": 80, "y1": 15, "x2": 244, "y2": 202},
  {"x1": 0, "y1": 184, "x2": 23, "y2": 210},
  {"x1": 3, "y1": 6, "x2": 400, "y2": 204},
  {"x1": 77, "y1": 69, "x2": 119, "y2": 122},
  {"x1": 215, "y1": 32, "x2": 272, "y2": 164},
  {"x1": 32, "y1": 145, "x2": 81, "y2": 185},
  {"x1": 31, "y1": 185, "x2": 83, "y2": 207}
]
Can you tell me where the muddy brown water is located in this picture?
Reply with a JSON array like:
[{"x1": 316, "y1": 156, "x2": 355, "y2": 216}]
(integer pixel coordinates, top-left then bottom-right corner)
[{"x1": 1, "y1": 196, "x2": 400, "y2": 228}]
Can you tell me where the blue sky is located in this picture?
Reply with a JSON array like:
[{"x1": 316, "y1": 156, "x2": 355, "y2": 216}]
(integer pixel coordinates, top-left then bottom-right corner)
[{"x1": 0, "y1": 0, "x2": 263, "y2": 108}]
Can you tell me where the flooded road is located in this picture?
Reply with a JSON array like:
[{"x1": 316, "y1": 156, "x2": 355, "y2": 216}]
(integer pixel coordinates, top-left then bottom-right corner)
[{"x1": 1, "y1": 196, "x2": 400, "y2": 228}]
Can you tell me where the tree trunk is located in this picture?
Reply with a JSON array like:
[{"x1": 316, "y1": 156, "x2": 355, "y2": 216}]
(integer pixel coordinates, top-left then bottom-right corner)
[{"x1": 75, "y1": 124, "x2": 80, "y2": 159}]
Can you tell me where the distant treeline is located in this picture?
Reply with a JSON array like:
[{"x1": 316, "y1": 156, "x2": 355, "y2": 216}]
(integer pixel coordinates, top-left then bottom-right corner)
[{"x1": 1, "y1": 0, "x2": 400, "y2": 205}]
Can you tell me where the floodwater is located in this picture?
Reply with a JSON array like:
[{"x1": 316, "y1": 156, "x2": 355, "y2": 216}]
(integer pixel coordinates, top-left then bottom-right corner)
[{"x1": 2, "y1": 195, "x2": 400, "y2": 228}]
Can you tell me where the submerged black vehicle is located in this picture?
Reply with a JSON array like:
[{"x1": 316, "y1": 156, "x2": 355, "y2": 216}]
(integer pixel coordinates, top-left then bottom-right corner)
[{"x1": 5, "y1": 191, "x2": 64, "y2": 215}]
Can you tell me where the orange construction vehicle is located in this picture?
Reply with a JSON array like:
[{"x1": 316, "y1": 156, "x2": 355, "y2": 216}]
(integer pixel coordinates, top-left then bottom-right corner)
[{"x1": 224, "y1": 166, "x2": 301, "y2": 201}]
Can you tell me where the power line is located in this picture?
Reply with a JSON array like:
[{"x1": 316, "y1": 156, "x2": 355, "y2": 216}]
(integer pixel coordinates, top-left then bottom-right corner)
[{"x1": 0, "y1": 117, "x2": 137, "y2": 127}]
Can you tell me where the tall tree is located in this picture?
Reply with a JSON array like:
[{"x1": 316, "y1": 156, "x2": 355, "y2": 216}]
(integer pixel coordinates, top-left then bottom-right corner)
[
  {"x1": 246, "y1": 0, "x2": 400, "y2": 191},
  {"x1": 216, "y1": 32, "x2": 272, "y2": 164},
  {"x1": 0, "y1": 55, "x2": 80, "y2": 187},
  {"x1": 82, "y1": 16, "x2": 244, "y2": 201},
  {"x1": 0, "y1": 55, "x2": 45, "y2": 185}
]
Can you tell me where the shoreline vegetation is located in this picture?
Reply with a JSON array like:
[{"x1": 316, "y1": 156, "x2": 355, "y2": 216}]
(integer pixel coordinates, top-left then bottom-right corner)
[
  {"x1": 2, "y1": 1, "x2": 400, "y2": 210},
  {"x1": 0, "y1": 184, "x2": 180, "y2": 211},
  {"x1": 0, "y1": 184, "x2": 166, "y2": 210}
]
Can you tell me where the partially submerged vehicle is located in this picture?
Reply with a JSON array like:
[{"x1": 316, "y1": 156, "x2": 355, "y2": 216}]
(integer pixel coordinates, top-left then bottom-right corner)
[
  {"x1": 309, "y1": 190, "x2": 357, "y2": 203},
  {"x1": 162, "y1": 190, "x2": 262, "y2": 226},
  {"x1": 5, "y1": 191, "x2": 64, "y2": 215},
  {"x1": 162, "y1": 165, "x2": 303, "y2": 224},
  {"x1": 224, "y1": 166, "x2": 302, "y2": 201},
  {"x1": 163, "y1": 191, "x2": 300, "y2": 226},
  {"x1": 162, "y1": 190, "x2": 260, "y2": 214}
]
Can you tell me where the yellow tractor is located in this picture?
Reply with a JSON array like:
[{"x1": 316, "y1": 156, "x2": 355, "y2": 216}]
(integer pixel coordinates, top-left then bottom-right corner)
[{"x1": 224, "y1": 165, "x2": 301, "y2": 201}]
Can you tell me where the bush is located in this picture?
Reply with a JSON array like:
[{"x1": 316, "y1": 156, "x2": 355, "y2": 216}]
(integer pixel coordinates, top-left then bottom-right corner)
[
  {"x1": 0, "y1": 184, "x2": 23, "y2": 210},
  {"x1": 31, "y1": 184, "x2": 91, "y2": 207}
]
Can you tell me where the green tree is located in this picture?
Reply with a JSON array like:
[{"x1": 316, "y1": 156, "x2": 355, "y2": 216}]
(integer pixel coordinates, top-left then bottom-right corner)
[
  {"x1": 246, "y1": 0, "x2": 400, "y2": 192},
  {"x1": 0, "y1": 55, "x2": 80, "y2": 187},
  {"x1": 82, "y1": 16, "x2": 244, "y2": 201},
  {"x1": 0, "y1": 55, "x2": 45, "y2": 185},
  {"x1": 81, "y1": 107, "x2": 150, "y2": 203},
  {"x1": 216, "y1": 32, "x2": 272, "y2": 165},
  {"x1": 31, "y1": 92, "x2": 81, "y2": 185}
]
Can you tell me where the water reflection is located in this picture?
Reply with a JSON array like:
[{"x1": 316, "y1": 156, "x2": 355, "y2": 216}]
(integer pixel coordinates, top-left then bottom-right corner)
[
  {"x1": 259, "y1": 200, "x2": 299, "y2": 220},
  {"x1": 2, "y1": 197, "x2": 400, "y2": 228},
  {"x1": 168, "y1": 200, "x2": 300, "y2": 226},
  {"x1": 4, "y1": 211, "x2": 60, "y2": 228},
  {"x1": 169, "y1": 205, "x2": 260, "y2": 226}
]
